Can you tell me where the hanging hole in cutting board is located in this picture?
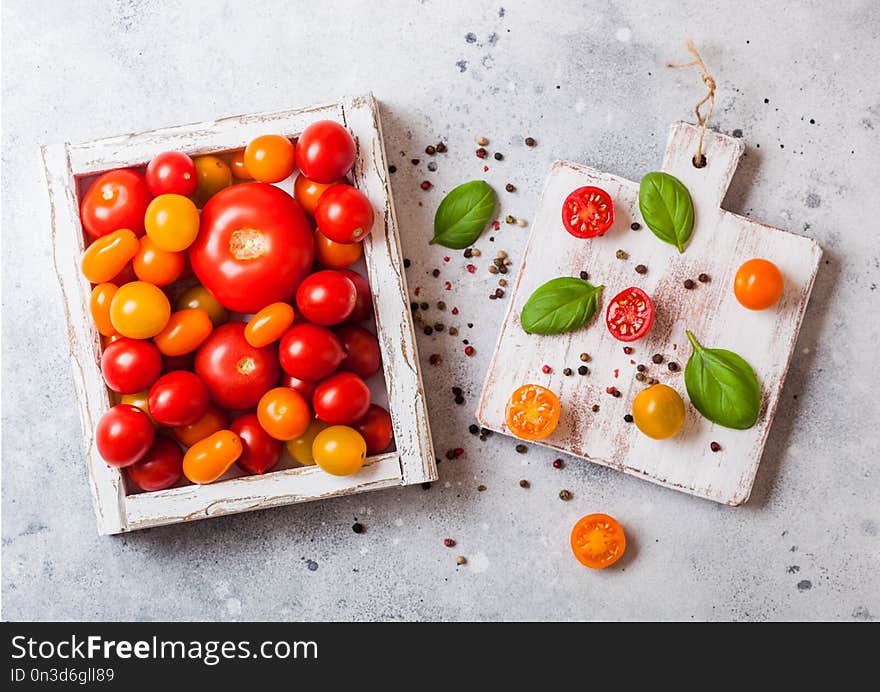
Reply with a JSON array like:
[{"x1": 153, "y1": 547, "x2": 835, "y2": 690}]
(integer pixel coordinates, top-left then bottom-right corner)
[{"x1": 692, "y1": 153, "x2": 707, "y2": 168}]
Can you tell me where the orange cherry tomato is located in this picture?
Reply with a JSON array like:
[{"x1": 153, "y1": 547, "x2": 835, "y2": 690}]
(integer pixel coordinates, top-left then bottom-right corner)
[
  {"x1": 505, "y1": 384, "x2": 561, "y2": 441},
  {"x1": 570, "y1": 514, "x2": 626, "y2": 569},
  {"x1": 132, "y1": 235, "x2": 185, "y2": 286},
  {"x1": 182, "y1": 430, "x2": 242, "y2": 484},
  {"x1": 257, "y1": 387, "x2": 311, "y2": 441},
  {"x1": 119, "y1": 390, "x2": 158, "y2": 427},
  {"x1": 244, "y1": 135, "x2": 296, "y2": 183},
  {"x1": 734, "y1": 258, "x2": 784, "y2": 310},
  {"x1": 81, "y1": 228, "x2": 139, "y2": 284},
  {"x1": 144, "y1": 194, "x2": 200, "y2": 252},
  {"x1": 174, "y1": 405, "x2": 227, "y2": 447},
  {"x1": 228, "y1": 149, "x2": 251, "y2": 180},
  {"x1": 311, "y1": 425, "x2": 366, "y2": 476},
  {"x1": 314, "y1": 228, "x2": 363, "y2": 269},
  {"x1": 191, "y1": 155, "x2": 232, "y2": 208},
  {"x1": 90, "y1": 283, "x2": 118, "y2": 336},
  {"x1": 109, "y1": 281, "x2": 171, "y2": 339},
  {"x1": 153, "y1": 308, "x2": 213, "y2": 356},
  {"x1": 176, "y1": 284, "x2": 228, "y2": 327},
  {"x1": 293, "y1": 174, "x2": 343, "y2": 216},
  {"x1": 245, "y1": 302, "x2": 295, "y2": 347}
]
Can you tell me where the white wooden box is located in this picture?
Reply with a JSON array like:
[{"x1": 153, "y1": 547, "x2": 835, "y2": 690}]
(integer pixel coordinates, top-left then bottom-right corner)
[
  {"x1": 43, "y1": 94, "x2": 437, "y2": 534},
  {"x1": 478, "y1": 122, "x2": 821, "y2": 505}
]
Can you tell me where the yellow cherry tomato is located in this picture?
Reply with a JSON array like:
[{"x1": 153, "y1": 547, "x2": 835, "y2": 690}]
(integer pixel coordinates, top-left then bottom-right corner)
[
  {"x1": 294, "y1": 174, "x2": 343, "y2": 216},
  {"x1": 153, "y1": 308, "x2": 213, "y2": 356},
  {"x1": 132, "y1": 235, "x2": 185, "y2": 286},
  {"x1": 119, "y1": 390, "x2": 158, "y2": 427},
  {"x1": 228, "y1": 149, "x2": 250, "y2": 180},
  {"x1": 174, "y1": 405, "x2": 227, "y2": 447},
  {"x1": 244, "y1": 135, "x2": 296, "y2": 183},
  {"x1": 90, "y1": 283, "x2": 118, "y2": 336},
  {"x1": 176, "y1": 284, "x2": 228, "y2": 327},
  {"x1": 182, "y1": 430, "x2": 242, "y2": 484},
  {"x1": 81, "y1": 228, "x2": 139, "y2": 284},
  {"x1": 257, "y1": 387, "x2": 311, "y2": 441},
  {"x1": 632, "y1": 384, "x2": 686, "y2": 440},
  {"x1": 245, "y1": 302, "x2": 295, "y2": 347},
  {"x1": 734, "y1": 258, "x2": 784, "y2": 310},
  {"x1": 314, "y1": 228, "x2": 363, "y2": 269},
  {"x1": 144, "y1": 194, "x2": 200, "y2": 252},
  {"x1": 312, "y1": 425, "x2": 367, "y2": 476},
  {"x1": 285, "y1": 419, "x2": 328, "y2": 466},
  {"x1": 109, "y1": 281, "x2": 171, "y2": 339},
  {"x1": 191, "y1": 155, "x2": 232, "y2": 207}
]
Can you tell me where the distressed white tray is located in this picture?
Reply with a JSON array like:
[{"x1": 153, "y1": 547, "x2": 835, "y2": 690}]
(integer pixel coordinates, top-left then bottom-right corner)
[
  {"x1": 43, "y1": 93, "x2": 437, "y2": 534},
  {"x1": 477, "y1": 122, "x2": 821, "y2": 505}
]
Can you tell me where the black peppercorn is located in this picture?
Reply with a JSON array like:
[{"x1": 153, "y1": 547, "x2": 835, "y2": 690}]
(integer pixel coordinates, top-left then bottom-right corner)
[
  {"x1": 578, "y1": 365, "x2": 588, "y2": 375},
  {"x1": 635, "y1": 264, "x2": 648, "y2": 274},
  {"x1": 624, "y1": 414, "x2": 634, "y2": 423},
  {"x1": 563, "y1": 367, "x2": 573, "y2": 376},
  {"x1": 668, "y1": 362, "x2": 680, "y2": 372},
  {"x1": 515, "y1": 444, "x2": 527, "y2": 454},
  {"x1": 591, "y1": 404, "x2": 600, "y2": 412},
  {"x1": 698, "y1": 273, "x2": 710, "y2": 283},
  {"x1": 389, "y1": 164, "x2": 397, "y2": 174},
  {"x1": 423, "y1": 326, "x2": 433, "y2": 335},
  {"x1": 623, "y1": 346, "x2": 633, "y2": 355},
  {"x1": 352, "y1": 522, "x2": 364, "y2": 534},
  {"x1": 436, "y1": 142, "x2": 447, "y2": 153},
  {"x1": 505, "y1": 183, "x2": 516, "y2": 192},
  {"x1": 454, "y1": 395, "x2": 465, "y2": 405},
  {"x1": 404, "y1": 258, "x2": 411, "y2": 268},
  {"x1": 519, "y1": 479, "x2": 530, "y2": 488},
  {"x1": 494, "y1": 152, "x2": 503, "y2": 161},
  {"x1": 411, "y1": 158, "x2": 420, "y2": 165},
  {"x1": 432, "y1": 268, "x2": 440, "y2": 277},
  {"x1": 463, "y1": 248, "x2": 473, "y2": 258},
  {"x1": 637, "y1": 364, "x2": 646, "y2": 372},
  {"x1": 469, "y1": 424, "x2": 479, "y2": 435},
  {"x1": 524, "y1": 137, "x2": 536, "y2": 147},
  {"x1": 425, "y1": 145, "x2": 436, "y2": 155},
  {"x1": 579, "y1": 271, "x2": 589, "y2": 280},
  {"x1": 652, "y1": 354, "x2": 664, "y2": 364},
  {"x1": 684, "y1": 278, "x2": 696, "y2": 289},
  {"x1": 630, "y1": 222, "x2": 641, "y2": 230},
  {"x1": 710, "y1": 441, "x2": 722, "y2": 452}
]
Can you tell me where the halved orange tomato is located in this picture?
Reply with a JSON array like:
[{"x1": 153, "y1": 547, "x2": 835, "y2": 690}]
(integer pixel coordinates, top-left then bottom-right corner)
[
  {"x1": 505, "y1": 384, "x2": 560, "y2": 440},
  {"x1": 570, "y1": 514, "x2": 626, "y2": 569}
]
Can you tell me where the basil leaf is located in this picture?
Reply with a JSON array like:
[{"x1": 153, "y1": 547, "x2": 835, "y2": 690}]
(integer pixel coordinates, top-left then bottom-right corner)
[
  {"x1": 638, "y1": 171, "x2": 695, "y2": 253},
  {"x1": 521, "y1": 278, "x2": 603, "y2": 335},
  {"x1": 430, "y1": 180, "x2": 497, "y2": 249},
  {"x1": 684, "y1": 331, "x2": 761, "y2": 430}
]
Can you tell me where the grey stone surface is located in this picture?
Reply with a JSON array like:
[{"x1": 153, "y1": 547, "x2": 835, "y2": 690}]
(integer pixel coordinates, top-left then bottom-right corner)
[{"x1": 2, "y1": 0, "x2": 878, "y2": 621}]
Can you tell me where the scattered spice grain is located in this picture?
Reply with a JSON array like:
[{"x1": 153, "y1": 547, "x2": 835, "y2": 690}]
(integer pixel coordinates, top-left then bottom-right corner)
[
  {"x1": 519, "y1": 479, "x2": 530, "y2": 488},
  {"x1": 710, "y1": 441, "x2": 722, "y2": 453},
  {"x1": 515, "y1": 444, "x2": 528, "y2": 454},
  {"x1": 684, "y1": 278, "x2": 696, "y2": 289},
  {"x1": 558, "y1": 489, "x2": 572, "y2": 501}
]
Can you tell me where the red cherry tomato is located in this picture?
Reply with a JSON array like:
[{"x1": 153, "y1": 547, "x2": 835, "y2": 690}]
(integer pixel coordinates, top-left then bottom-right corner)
[
  {"x1": 80, "y1": 169, "x2": 152, "y2": 239},
  {"x1": 96, "y1": 404, "x2": 155, "y2": 467},
  {"x1": 279, "y1": 374, "x2": 317, "y2": 400},
  {"x1": 314, "y1": 184, "x2": 374, "y2": 244},
  {"x1": 145, "y1": 151, "x2": 198, "y2": 197},
  {"x1": 162, "y1": 353, "x2": 195, "y2": 373},
  {"x1": 354, "y1": 404, "x2": 393, "y2": 455},
  {"x1": 100, "y1": 337, "x2": 163, "y2": 394},
  {"x1": 337, "y1": 269, "x2": 373, "y2": 322},
  {"x1": 562, "y1": 186, "x2": 614, "y2": 239},
  {"x1": 230, "y1": 412, "x2": 282, "y2": 475},
  {"x1": 606, "y1": 286, "x2": 655, "y2": 342},
  {"x1": 195, "y1": 322, "x2": 280, "y2": 410},
  {"x1": 148, "y1": 371, "x2": 210, "y2": 427},
  {"x1": 190, "y1": 183, "x2": 314, "y2": 313},
  {"x1": 295, "y1": 120, "x2": 356, "y2": 183},
  {"x1": 335, "y1": 324, "x2": 381, "y2": 378},
  {"x1": 313, "y1": 371, "x2": 371, "y2": 425},
  {"x1": 279, "y1": 323, "x2": 345, "y2": 381},
  {"x1": 295, "y1": 270, "x2": 357, "y2": 326},
  {"x1": 125, "y1": 436, "x2": 183, "y2": 491}
]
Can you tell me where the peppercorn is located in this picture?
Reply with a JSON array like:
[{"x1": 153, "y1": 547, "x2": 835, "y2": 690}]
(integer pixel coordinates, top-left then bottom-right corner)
[
  {"x1": 493, "y1": 257, "x2": 504, "y2": 266},
  {"x1": 456, "y1": 556, "x2": 467, "y2": 566},
  {"x1": 505, "y1": 183, "x2": 516, "y2": 192},
  {"x1": 646, "y1": 377, "x2": 657, "y2": 385},
  {"x1": 477, "y1": 484, "x2": 486, "y2": 491},
  {"x1": 563, "y1": 367, "x2": 573, "y2": 376},
  {"x1": 515, "y1": 444, "x2": 527, "y2": 454},
  {"x1": 464, "y1": 345, "x2": 475, "y2": 356},
  {"x1": 420, "y1": 301, "x2": 429, "y2": 311},
  {"x1": 578, "y1": 365, "x2": 589, "y2": 375},
  {"x1": 429, "y1": 354, "x2": 442, "y2": 365},
  {"x1": 613, "y1": 389, "x2": 621, "y2": 398},
  {"x1": 469, "y1": 423, "x2": 479, "y2": 435},
  {"x1": 434, "y1": 323, "x2": 445, "y2": 332},
  {"x1": 498, "y1": 279, "x2": 507, "y2": 287},
  {"x1": 579, "y1": 352, "x2": 591, "y2": 362},
  {"x1": 494, "y1": 152, "x2": 504, "y2": 161},
  {"x1": 698, "y1": 273, "x2": 711, "y2": 283},
  {"x1": 423, "y1": 326, "x2": 433, "y2": 335},
  {"x1": 635, "y1": 372, "x2": 646, "y2": 382},
  {"x1": 463, "y1": 248, "x2": 473, "y2": 258},
  {"x1": 488, "y1": 265, "x2": 498, "y2": 274},
  {"x1": 443, "y1": 538, "x2": 456, "y2": 547},
  {"x1": 449, "y1": 327, "x2": 459, "y2": 336},
  {"x1": 352, "y1": 522, "x2": 365, "y2": 534},
  {"x1": 498, "y1": 264, "x2": 508, "y2": 274},
  {"x1": 422, "y1": 482, "x2": 431, "y2": 490},
  {"x1": 505, "y1": 215, "x2": 515, "y2": 224},
  {"x1": 455, "y1": 395, "x2": 464, "y2": 405},
  {"x1": 559, "y1": 489, "x2": 572, "y2": 501},
  {"x1": 431, "y1": 268, "x2": 440, "y2": 277},
  {"x1": 497, "y1": 250, "x2": 507, "y2": 259},
  {"x1": 471, "y1": 248, "x2": 481, "y2": 257},
  {"x1": 684, "y1": 278, "x2": 696, "y2": 289},
  {"x1": 421, "y1": 180, "x2": 432, "y2": 190},
  {"x1": 635, "y1": 264, "x2": 648, "y2": 274},
  {"x1": 425, "y1": 145, "x2": 436, "y2": 155},
  {"x1": 623, "y1": 346, "x2": 633, "y2": 355},
  {"x1": 668, "y1": 361, "x2": 680, "y2": 372},
  {"x1": 710, "y1": 441, "x2": 722, "y2": 452},
  {"x1": 437, "y1": 142, "x2": 447, "y2": 153},
  {"x1": 652, "y1": 354, "x2": 664, "y2": 364},
  {"x1": 411, "y1": 158, "x2": 420, "y2": 165},
  {"x1": 437, "y1": 301, "x2": 446, "y2": 310},
  {"x1": 389, "y1": 164, "x2": 397, "y2": 174},
  {"x1": 477, "y1": 136, "x2": 489, "y2": 146},
  {"x1": 542, "y1": 364, "x2": 551, "y2": 374},
  {"x1": 495, "y1": 288, "x2": 505, "y2": 298},
  {"x1": 445, "y1": 449, "x2": 455, "y2": 460},
  {"x1": 427, "y1": 161, "x2": 437, "y2": 172},
  {"x1": 630, "y1": 222, "x2": 641, "y2": 230},
  {"x1": 624, "y1": 414, "x2": 634, "y2": 423},
  {"x1": 552, "y1": 459, "x2": 564, "y2": 469},
  {"x1": 519, "y1": 479, "x2": 530, "y2": 488},
  {"x1": 615, "y1": 249, "x2": 628, "y2": 260},
  {"x1": 489, "y1": 294, "x2": 497, "y2": 300},
  {"x1": 579, "y1": 271, "x2": 589, "y2": 280},
  {"x1": 591, "y1": 404, "x2": 600, "y2": 412},
  {"x1": 476, "y1": 147, "x2": 488, "y2": 159},
  {"x1": 525, "y1": 137, "x2": 536, "y2": 146}
]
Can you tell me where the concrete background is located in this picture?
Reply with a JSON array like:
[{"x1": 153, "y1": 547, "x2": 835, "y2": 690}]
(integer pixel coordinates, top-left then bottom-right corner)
[{"x1": 2, "y1": 0, "x2": 878, "y2": 621}]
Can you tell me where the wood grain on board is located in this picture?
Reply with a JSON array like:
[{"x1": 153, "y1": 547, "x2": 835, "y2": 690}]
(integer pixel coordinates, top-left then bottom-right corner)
[
  {"x1": 44, "y1": 94, "x2": 436, "y2": 534},
  {"x1": 477, "y1": 122, "x2": 821, "y2": 505}
]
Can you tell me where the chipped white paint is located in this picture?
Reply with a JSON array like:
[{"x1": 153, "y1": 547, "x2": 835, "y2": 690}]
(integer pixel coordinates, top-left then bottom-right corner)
[
  {"x1": 478, "y1": 122, "x2": 821, "y2": 505},
  {"x1": 43, "y1": 94, "x2": 436, "y2": 535}
]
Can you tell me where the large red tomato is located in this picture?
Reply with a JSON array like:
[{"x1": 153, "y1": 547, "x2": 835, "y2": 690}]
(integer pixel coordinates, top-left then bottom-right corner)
[
  {"x1": 189, "y1": 183, "x2": 314, "y2": 313},
  {"x1": 295, "y1": 120, "x2": 356, "y2": 183},
  {"x1": 80, "y1": 169, "x2": 152, "y2": 239},
  {"x1": 195, "y1": 322, "x2": 280, "y2": 409}
]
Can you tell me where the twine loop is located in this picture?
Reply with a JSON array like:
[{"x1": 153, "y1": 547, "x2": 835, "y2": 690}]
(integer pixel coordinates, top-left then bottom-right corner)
[{"x1": 666, "y1": 40, "x2": 715, "y2": 167}]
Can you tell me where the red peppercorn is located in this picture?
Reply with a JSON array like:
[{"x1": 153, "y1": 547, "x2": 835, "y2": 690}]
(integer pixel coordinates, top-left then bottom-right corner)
[
  {"x1": 443, "y1": 538, "x2": 456, "y2": 547},
  {"x1": 451, "y1": 307, "x2": 459, "y2": 315},
  {"x1": 476, "y1": 148, "x2": 488, "y2": 159},
  {"x1": 605, "y1": 386, "x2": 617, "y2": 395},
  {"x1": 443, "y1": 256, "x2": 450, "y2": 262},
  {"x1": 464, "y1": 345, "x2": 475, "y2": 357},
  {"x1": 542, "y1": 364, "x2": 551, "y2": 374},
  {"x1": 444, "y1": 281, "x2": 452, "y2": 290},
  {"x1": 466, "y1": 264, "x2": 476, "y2": 273},
  {"x1": 492, "y1": 220, "x2": 501, "y2": 230},
  {"x1": 454, "y1": 447, "x2": 464, "y2": 457},
  {"x1": 552, "y1": 459, "x2": 563, "y2": 469}
]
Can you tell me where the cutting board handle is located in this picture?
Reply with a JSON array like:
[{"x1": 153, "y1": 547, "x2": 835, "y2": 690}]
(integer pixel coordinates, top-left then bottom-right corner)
[{"x1": 661, "y1": 121, "x2": 745, "y2": 211}]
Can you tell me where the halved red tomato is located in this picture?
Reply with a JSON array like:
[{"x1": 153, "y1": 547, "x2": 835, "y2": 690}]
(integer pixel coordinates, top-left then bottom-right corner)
[
  {"x1": 189, "y1": 183, "x2": 314, "y2": 313},
  {"x1": 605, "y1": 286, "x2": 654, "y2": 342},
  {"x1": 561, "y1": 186, "x2": 614, "y2": 238}
]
